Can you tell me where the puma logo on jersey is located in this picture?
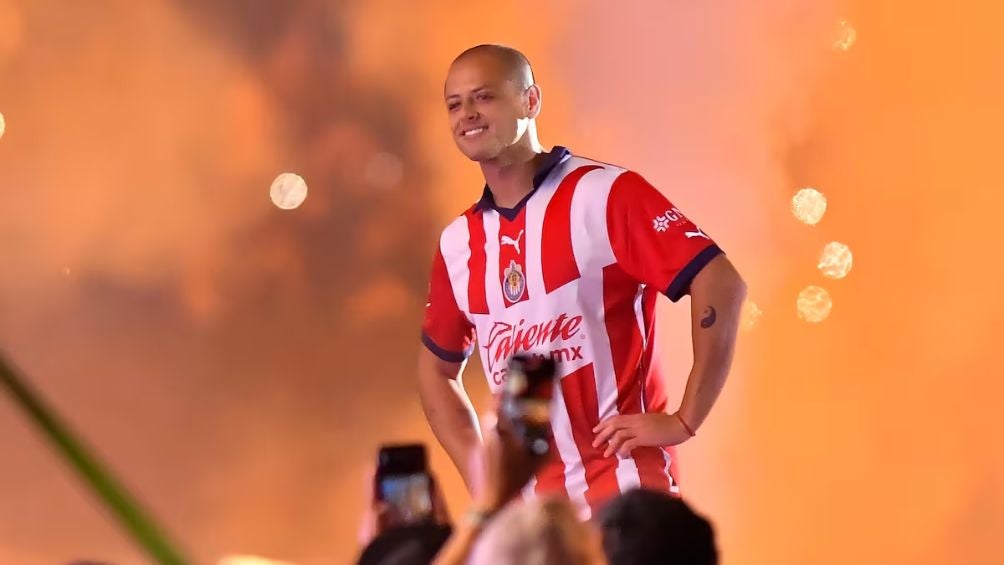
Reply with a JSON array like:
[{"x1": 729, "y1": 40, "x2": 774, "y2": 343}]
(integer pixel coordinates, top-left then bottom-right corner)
[
  {"x1": 500, "y1": 229, "x2": 524, "y2": 254},
  {"x1": 684, "y1": 227, "x2": 709, "y2": 239}
]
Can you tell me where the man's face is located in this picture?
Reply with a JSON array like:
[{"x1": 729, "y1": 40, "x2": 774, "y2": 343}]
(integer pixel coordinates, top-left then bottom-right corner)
[{"x1": 444, "y1": 54, "x2": 531, "y2": 162}]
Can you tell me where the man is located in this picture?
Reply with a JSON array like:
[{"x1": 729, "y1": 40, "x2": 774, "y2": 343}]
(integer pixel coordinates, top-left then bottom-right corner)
[{"x1": 417, "y1": 44, "x2": 746, "y2": 518}]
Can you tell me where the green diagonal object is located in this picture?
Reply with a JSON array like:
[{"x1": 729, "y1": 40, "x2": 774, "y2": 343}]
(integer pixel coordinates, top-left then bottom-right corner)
[{"x1": 0, "y1": 351, "x2": 188, "y2": 565}]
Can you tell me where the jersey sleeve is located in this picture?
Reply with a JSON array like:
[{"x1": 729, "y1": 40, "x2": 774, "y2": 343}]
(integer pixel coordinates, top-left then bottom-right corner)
[
  {"x1": 421, "y1": 247, "x2": 476, "y2": 364},
  {"x1": 607, "y1": 170, "x2": 723, "y2": 302}
]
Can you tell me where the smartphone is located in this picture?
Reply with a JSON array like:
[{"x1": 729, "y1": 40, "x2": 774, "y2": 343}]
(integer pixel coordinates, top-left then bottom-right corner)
[
  {"x1": 500, "y1": 355, "x2": 557, "y2": 456},
  {"x1": 375, "y1": 444, "x2": 433, "y2": 525}
]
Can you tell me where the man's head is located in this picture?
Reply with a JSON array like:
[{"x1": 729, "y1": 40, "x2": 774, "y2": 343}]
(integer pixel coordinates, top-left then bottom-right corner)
[
  {"x1": 599, "y1": 489, "x2": 718, "y2": 565},
  {"x1": 357, "y1": 523, "x2": 452, "y2": 565},
  {"x1": 469, "y1": 497, "x2": 605, "y2": 565},
  {"x1": 443, "y1": 44, "x2": 541, "y2": 163}
]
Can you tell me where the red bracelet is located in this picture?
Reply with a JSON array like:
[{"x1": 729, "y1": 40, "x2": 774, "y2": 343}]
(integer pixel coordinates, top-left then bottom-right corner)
[{"x1": 675, "y1": 413, "x2": 696, "y2": 437}]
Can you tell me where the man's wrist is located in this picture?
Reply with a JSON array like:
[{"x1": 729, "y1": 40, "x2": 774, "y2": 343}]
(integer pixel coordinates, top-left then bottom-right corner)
[{"x1": 674, "y1": 411, "x2": 696, "y2": 437}]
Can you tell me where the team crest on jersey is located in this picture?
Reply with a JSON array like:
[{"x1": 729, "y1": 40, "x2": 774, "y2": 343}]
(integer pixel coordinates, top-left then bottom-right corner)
[{"x1": 502, "y1": 260, "x2": 526, "y2": 303}]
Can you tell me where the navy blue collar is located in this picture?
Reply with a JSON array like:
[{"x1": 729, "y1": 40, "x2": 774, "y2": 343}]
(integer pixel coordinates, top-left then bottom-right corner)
[{"x1": 473, "y1": 146, "x2": 570, "y2": 220}]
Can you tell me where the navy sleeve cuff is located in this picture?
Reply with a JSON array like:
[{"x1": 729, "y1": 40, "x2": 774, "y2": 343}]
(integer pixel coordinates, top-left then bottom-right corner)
[
  {"x1": 421, "y1": 332, "x2": 472, "y2": 363},
  {"x1": 664, "y1": 245, "x2": 724, "y2": 302}
]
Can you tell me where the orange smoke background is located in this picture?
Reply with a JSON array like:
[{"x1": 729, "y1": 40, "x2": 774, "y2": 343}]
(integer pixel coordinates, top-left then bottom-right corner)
[{"x1": 1, "y1": 1, "x2": 1001, "y2": 563}]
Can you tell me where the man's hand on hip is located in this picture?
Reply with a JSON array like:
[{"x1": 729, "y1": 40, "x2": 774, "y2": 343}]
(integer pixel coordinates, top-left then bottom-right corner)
[{"x1": 592, "y1": 412, "x2": 693, "y2": 458}]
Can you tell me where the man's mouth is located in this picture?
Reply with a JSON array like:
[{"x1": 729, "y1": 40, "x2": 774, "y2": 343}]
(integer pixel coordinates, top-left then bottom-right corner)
[{"x1": 462, "y1": 126, "x2": 487, "y2": 137}]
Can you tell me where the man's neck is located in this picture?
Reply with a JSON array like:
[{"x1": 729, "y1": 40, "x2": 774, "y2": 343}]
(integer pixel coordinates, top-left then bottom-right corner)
[{"x1": 480, "y1": 140, "x2": 545, "y2": 209}]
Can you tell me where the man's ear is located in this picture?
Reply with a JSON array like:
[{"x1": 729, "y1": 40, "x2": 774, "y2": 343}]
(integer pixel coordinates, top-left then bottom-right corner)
[{"x1": 526, "y1": 84, "x2": 542, "y2": 119}]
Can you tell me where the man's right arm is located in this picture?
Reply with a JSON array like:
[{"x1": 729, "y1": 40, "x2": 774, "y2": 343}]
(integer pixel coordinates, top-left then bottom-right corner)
[{"x1": 417, "y1": 346, "x2": 482, "y2": 493}]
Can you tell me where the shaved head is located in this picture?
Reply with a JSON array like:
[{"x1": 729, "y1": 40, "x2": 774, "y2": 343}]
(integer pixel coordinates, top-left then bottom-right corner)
[
  {"x1": 451, "y1": 44, "x2": 535, "y2": 90},
  {"x1": 444, "y1": 44, "x2": 542, "y2": 162}
]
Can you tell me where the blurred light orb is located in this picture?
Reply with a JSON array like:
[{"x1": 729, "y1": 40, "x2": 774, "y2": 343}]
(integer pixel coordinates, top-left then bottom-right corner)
[
  {"x1": 791, "y1": 187, "x2": 827, "y2": 226},
  {"x1": 269, "y1": 172, "x2": 307, "y2": 210},
  {"x1": 740, "y1": 299, "x2": 763, "y2": 332},
  {"x1": 797, "y1": 285, "x2": 833, "y2": 323},
  {"x1": 818, "y1": 241, "x2": 853, "y2": 279},
  {"x1": 833, "y1": 20, "x2": 857, "y2": 51},
  {"x1": 0, "y1": 111, "x2": 5, "y2": 140}
]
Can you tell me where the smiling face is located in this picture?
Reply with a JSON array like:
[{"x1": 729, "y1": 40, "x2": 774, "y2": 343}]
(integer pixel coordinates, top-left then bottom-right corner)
[{"x1": 443, "y1": 49, "x2": 539, "y2": 163}]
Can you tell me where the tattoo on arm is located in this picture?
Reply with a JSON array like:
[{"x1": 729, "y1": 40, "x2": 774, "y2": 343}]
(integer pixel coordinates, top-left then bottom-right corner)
[{"x1": 700, "y1": 306, "x2": 717, "y2": 329}]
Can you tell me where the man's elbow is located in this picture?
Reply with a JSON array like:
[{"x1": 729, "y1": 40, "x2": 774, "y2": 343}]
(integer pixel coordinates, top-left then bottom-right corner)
[{"x1": 729, "y1": 266, "x2": 748, "y2": 302}]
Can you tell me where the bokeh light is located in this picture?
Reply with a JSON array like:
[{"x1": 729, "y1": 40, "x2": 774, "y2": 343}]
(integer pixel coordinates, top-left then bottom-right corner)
[
  {"x1": 0, "y1": 111, "x2": 5, "y2": 140},
  {"x1": 269, "y1": 172, "x2": 308, "y2": 210},
  {"x1": 818, "y1": 241, "x2": 853, "y2": 279},
  {"x1": 833, "y1": 20, "x2": 857, "y2": 51},
  {"x1": 791, "y1": 187, "x2": 827, "y2": 225},
  {"x1": 797, "y1": 285, "x2": 833, "y2": 323},
  {"x1": 740, "y1": 299, "x2": 763, "y2": 332}
]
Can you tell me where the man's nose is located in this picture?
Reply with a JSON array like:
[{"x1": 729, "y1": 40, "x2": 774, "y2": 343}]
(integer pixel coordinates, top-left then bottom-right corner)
[{"x1": 461, "y1": 100, "x2": 479, "y2": 120}]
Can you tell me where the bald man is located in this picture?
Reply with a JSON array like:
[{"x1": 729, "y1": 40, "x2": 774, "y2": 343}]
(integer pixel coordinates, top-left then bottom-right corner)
[{"x1": 418, "y1": 44, "x2": 747, "y2": 518}]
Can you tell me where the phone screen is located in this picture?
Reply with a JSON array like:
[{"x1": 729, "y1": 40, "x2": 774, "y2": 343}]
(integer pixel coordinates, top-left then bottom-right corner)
[{"x1": 379, "y1": 472, "x2": 432, "y2": 524}]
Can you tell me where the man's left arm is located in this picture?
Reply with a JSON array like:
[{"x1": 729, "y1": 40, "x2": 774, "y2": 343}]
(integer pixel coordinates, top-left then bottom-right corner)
[
  {"x1": 677, "y1": 253, "x2": 746, "y2": 433},
  {"x1": 593, "y1": 254, "x2": 746, "y2": 455},
  {"x1": 593, "y1": 170, "x2": 747, "y2": 456}
]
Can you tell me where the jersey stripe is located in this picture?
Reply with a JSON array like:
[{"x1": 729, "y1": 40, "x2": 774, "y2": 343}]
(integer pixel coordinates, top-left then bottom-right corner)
[
  {"x1": 541, "y1": 165, "x2": 600, "y2": 293},
  {"x1": 532, "y1": 435, "x2": 568, "y2": 499},
  {"x1": 524, "y1": 163, "x2": 562, "y2": 301},
  {"x1": 440, "y1": 217, "x2": 472, "y2": 315},
  {"x1": 546, "y1": 381, "x2": 591, "y2": 515},
  {"x1": 569, "y1": 164, "x2": 644, "y2": 497},
  {"x1": 465, "y1": 212, "x2": 489, "y2": 315},
  {"x1": 481, "y1": 211, "x2": 504, "y2": 314},
  {"x1": 559, "y1": 364, "x2": 621, "y2": 516},
  {"x1": 518, "y1": 151, "x2": 579, "y2": 475}
]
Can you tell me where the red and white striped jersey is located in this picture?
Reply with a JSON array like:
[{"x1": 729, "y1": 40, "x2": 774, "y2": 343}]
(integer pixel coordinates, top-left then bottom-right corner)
[{"x1": 421, "y1": 147, "x2": 722, "y2": 517}]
